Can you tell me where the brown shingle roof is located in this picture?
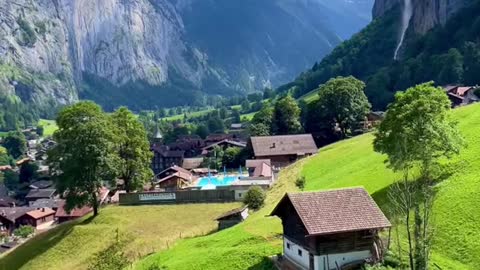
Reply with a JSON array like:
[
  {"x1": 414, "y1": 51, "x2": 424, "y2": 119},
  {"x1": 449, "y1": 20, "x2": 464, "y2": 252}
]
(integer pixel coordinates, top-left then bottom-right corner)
[
  {"x1": 245, "y1": 159, "x2": 271, "y2": 168},
  {"x1": 271, "y1": 188, "x2": 391, "y2": 236},
  {"x1": 55, "y1": 201, "x2": 93, "y2": 218},
  {"x1": 251, "y1": 134, "x2": 317, "y2": 157},
  {"x1": 25, "y1": 208, "x2": 56, "y2": 219},
  {"x1": 182, "y1": 158, "x2": 204, "y2": 170},
  {"x1": 216, "y1": 206, "x2": 248, "y2": 220}
]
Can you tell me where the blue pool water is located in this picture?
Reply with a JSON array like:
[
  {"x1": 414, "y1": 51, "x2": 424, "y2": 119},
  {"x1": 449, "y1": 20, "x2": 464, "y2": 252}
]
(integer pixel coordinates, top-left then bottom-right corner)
[{"x1": 197, "y1": 176, "x2": 238, "y2": 189}]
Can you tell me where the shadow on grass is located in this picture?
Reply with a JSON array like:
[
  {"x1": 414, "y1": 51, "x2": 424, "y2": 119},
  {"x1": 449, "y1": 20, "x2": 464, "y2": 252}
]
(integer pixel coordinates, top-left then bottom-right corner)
[
  {"x1": 0, "y1": 221, "x2": 77, "y2": 270},
  {"x1": 247, "y1": 256, "x2": 277, "y2": 270}
]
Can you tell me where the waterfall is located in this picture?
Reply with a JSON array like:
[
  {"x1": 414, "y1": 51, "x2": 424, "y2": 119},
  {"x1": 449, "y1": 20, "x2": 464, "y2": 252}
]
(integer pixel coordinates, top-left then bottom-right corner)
[{"x1": 394, "y1": 0, "x2": 413, "y2": 60}]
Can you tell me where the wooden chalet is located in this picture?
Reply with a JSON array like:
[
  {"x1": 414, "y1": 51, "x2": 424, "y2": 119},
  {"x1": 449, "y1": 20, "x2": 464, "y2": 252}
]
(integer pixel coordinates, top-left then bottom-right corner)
[
  {"x1": 153, "y1": 166, "x2": 194, "y2": 191},
  {"x1": 18, "y1": 208, "x2": 56, "y2": 230},
  {"x1": 245, "y1": 159, "x2": 272, "y2": 178},
  {"x1": 0, "y1": 207, "x2": 34, "y2": 235},
  {"x1": 250, "y1": 134, "x2": 318, "y2": 167},
  {"x1": 216, "y1": 206, "x2": 249, "y2": 230},
  {"x1": 151, "y1": 144, "x2": 185, "y2": 175},
  {"x1": 271, "y1": 188, "x2": 391, "y2": 270},
  {"x1": 55, "y1": 200, "x2": 93, "y2": 223},
  {"x1": 25, "y1": 189, "x2": 56, "y2": 202},
  {"x1": 201, "y1": 139, "x2": 247, "y2": 155},
  {"x1": 182, "y1": 157, "x2": 204, "y2": 170},
  {"x1": 445, "y1": 85, "x2": 480, "y2": 107}
]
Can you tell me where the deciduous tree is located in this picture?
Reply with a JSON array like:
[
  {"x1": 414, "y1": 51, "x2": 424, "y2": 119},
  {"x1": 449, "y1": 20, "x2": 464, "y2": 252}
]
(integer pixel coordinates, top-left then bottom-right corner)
[
  {"x1": 316, "y1": 76, "x2": 371, "y2": 138},
  {"x1": 3, "y1": 131, "x2": 27, "y2": 159},
  {"x1": 111, "y1": 107, "x2": 153, "y2": 192},
  {"x1": 374, "y1": 82, "x2": 464, "y2": 270},
  {"x1": 273, "y1": 95, "x2": 302, "y2": 135},
  {"x1": 48, "y1": 101, "x2": 119, "y2": 216}
]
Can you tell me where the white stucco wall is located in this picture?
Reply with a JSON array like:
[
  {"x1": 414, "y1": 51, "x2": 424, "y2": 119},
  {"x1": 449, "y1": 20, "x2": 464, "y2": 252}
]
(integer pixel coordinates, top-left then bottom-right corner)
[
  {"x1": 315, "y1": 250, "x2": 371, "y2": 270},
  {"x1": 284, "y1": 237, "x2": 310, "y2": 270}
]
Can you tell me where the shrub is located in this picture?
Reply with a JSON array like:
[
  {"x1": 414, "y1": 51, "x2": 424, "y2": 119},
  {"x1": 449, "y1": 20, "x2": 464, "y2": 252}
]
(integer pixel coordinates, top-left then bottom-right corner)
[
  {"x1": 243, "y1": 186, "x2": 266, "y2": 210},
  {"x1": 17, "y1": 18, "x2": 37, "y2": 47},
  {"x1": 295, "y1": 176, "x2": 306, "y2": 190},
  {"x1": 87, "y1": 242, "x2": 129, "y2": 270},
  {"x1": 13, "y1": 225, "x2": 34, "y2": 238}
]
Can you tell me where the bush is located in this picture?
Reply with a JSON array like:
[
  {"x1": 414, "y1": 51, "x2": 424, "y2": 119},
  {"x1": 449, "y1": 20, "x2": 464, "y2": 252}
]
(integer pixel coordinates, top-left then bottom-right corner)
[
  {"x1": 17, "y1": 18, "x2": 37, "y2": 47},
  {"x1": 88, "y1": 242, "x2": 129, "y2": 270},
  {"x1": 295, "y1": 176, "x2": 306, "y2": 190},
  {"x1": 13, "y1": 225, "x2": 34, "y2": 238},
  {"x1": 243, "y1": 186, "x2": 266, "y2": 210}
]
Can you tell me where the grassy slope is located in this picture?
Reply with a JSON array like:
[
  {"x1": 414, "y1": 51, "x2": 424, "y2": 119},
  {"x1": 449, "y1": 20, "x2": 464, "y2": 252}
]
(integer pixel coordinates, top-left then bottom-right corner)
[
  {"x1": 135, "y1": 103, "x2": 480, "y2": 270},
  {"x1": 1, "y1": 203, "x2": 240, "y2": 270},
  {"x1": 38, "y1": 119, "x2": 58, "y2": 136}
]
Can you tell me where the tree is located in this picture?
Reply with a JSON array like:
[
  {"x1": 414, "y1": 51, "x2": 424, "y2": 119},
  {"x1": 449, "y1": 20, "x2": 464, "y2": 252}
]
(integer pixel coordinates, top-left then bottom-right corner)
[
  {"x1": 3, "y1": 170, "x2": 19, "y2": 190},
  {"x1": 222, "y1": 147, "x2": 243, "y2": 168},
  {"x1": 316, "y1": 76, "x2": 371, "y2": 138},
  {"x1": 243, "y1": 186, "x2": 266, "y2": 210},
  {"x1": 0, "y1": 146, "x2": 11, "y2": 166},
  {"x1": 273, "y1": 95, "x2": 302, "y2": 135},
  {"x1": 36, "y1": 125, "x2": 44, "y2": 137},
  {"x1": 3, "y1": 131, "x2": 27, "y2": 159},
  {"x1": 438, "y1": 48, "x2": 463, "y2": 85},
  {"x1": 374, "y1": 82, "x2": 464, "y2": 270},
  {"x1": 195, "y1": 125, "x2": 209, "y2": 139},
  {"x1": 111, "y1": 107, "x2": 153, "y2": 193},
  {"x1": 231, "y1": 109, "x2": 241, "y2": 123},
  {"x1": 48, "y1": 102, "x2": 119, "y2": 216},
  {"x1": 19, "y1": 162, "x2": 39, "y2": 183},
  {"x1": 241, "y1": 99, "x2": 251, "y2": 113},
  {"x1": 463, "y1": 42, "x2": 480, "y2": 85},
  {"x1": 249, "y1": 104, "x2": 274, "y2": 136},
  {"x1": 295, "y1": 176, "x2": 306, "y2": 191},
  {"x1": 263, "y1": 87, "x2": 274, "y2": 99}
]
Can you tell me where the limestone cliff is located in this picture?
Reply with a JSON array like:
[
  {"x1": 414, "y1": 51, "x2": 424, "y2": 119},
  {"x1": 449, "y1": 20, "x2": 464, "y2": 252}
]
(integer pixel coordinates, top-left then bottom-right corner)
[
  {"x1": 0, "y1": 0, "x2": 373, "y2": 111},
  {"x1": 373, "y1": 0, "x2": 468, "y2": 34}
]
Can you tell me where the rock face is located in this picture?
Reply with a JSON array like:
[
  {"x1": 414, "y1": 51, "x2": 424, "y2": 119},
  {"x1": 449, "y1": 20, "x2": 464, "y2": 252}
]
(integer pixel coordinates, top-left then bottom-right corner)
[
  {"x1": 373, "y1": 0, "x2": 468, "y2": 34},
  {"x1": 0, "y1": 0, "x2": 373, "y2": 110}
]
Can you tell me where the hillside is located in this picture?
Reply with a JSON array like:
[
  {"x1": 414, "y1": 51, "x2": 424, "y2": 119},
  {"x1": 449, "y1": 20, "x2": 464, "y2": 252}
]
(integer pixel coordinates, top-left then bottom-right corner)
[
  {"x1": 0, "y1": 203, "x2": 240, "y2": 270},
  {"x1": 135, "y1": 103, "x2": 480, "y2": 270},
  {"x1": 278, "y1": 0, "x2": 480, "y2": 110}
]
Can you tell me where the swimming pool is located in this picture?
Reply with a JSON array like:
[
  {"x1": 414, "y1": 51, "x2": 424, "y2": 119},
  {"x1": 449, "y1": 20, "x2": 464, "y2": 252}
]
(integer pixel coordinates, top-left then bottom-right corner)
[{"x1": 197, "y1": 176, "x2": 238, "y2": 189}]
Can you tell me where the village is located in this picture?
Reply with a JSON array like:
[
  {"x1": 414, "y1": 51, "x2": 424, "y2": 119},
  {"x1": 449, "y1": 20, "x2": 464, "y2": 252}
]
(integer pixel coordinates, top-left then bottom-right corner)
[{"x1": 0, "y1": 83, "x2": 478, "y2": 269}]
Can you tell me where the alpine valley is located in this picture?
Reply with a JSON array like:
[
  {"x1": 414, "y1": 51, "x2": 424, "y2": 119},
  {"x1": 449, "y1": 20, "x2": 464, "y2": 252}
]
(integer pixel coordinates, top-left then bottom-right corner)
[{"x1": 0, "y1": 0, "x2": 372, "y2": 120}]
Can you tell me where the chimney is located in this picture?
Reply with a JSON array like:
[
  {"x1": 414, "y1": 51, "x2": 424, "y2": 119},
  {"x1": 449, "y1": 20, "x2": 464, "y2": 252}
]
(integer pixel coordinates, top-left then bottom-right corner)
[
  {"x1": 271, "y1": 143, "x2": 276, "y2": 149},
  {"x1": 42, "y1": 208, "x2": 45, "y2": 212}
]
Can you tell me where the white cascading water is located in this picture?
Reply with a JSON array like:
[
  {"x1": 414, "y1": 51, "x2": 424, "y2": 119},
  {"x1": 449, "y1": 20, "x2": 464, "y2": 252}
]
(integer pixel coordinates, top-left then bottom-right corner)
[{"x1": 394, "y1": 0, "x2": 413, "y2": 60}]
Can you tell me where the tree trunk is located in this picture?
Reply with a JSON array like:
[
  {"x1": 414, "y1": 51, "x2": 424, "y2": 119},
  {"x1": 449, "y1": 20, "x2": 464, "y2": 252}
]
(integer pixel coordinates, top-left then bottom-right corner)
[
  {"x1": 406, "y1": 210, "x2": 415, "y2": 270},
  {"x1": 92, "y1": 193, "x2": 99, "y2": 216}
]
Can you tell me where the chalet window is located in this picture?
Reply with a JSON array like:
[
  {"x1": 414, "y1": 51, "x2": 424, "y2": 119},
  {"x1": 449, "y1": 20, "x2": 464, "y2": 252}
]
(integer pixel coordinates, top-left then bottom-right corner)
[
  {"x1": 286, "y1": 243, "x2": 290, "y2": 249},
  {"x1": 297, "y1": 249, "x2": 302, "y2": 256},
  {"x1": 238, "y1": 193, "x2": 242, "y2": 198}
]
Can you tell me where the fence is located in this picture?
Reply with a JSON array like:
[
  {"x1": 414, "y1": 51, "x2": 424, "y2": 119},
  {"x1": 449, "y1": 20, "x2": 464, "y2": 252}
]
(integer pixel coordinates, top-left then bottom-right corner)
[{"x1": 119, "y1": 189, "x2": 236, "y2": 205}]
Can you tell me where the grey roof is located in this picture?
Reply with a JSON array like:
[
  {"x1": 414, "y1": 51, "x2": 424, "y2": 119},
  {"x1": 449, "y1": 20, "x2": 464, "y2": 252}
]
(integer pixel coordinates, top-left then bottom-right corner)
[
  {"x1": 25, "y1": 189, "x2": 56, "y2": 199},
  {"x1": 29, "y1": 198, "x2": 63, "y2": 209},
  {"x1": 29, "y1": 180, "x2": 53, "y2": 189},
  {"x1": 0, "y1": 207, "x2": 35, "y2": 223},
  {"x1": 251, "y1": 134, "x2": 318, "y2": 157},
  {"x1": 245, "y1": 159, "x2": 271, "y2": 168},
  {"x1": 182, "y1": 158, "x2": 204, "y2": 170}
]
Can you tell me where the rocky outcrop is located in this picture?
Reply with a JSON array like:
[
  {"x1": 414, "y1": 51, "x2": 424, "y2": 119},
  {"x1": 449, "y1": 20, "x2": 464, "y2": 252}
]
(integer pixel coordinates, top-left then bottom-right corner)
[
  {"x1": 373, "y1": 0, "x2": 468, "y2": 34},
  {"x1": 0, "y1": 0, "x2": 373, "y2": 110}
]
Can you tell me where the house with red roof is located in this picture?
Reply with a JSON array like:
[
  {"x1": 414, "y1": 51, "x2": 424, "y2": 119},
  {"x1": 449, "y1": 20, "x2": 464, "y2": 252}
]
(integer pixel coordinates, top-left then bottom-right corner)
[
  {"x1": 271, "y1": 188, "x2": 391, "y2": 270},
  {"x1": 55, "y1": 200, "x2": 93, "y2": 223},
  {"x1": 18, "y1": 208, "x2": 56, "y2": 230},
  {"x1": 444, "y1": 85, "x2": 480, "y2": 107}
]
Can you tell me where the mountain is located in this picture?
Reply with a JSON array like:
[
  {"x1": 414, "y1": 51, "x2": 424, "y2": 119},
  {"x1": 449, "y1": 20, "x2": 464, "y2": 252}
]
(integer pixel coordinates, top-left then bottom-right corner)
[
  {"x1": 279, "y1": 0, "x2": 477, "y2": 109},
  {"x1": 0, "y1": 0, "x2": 373, "y2": 121}
]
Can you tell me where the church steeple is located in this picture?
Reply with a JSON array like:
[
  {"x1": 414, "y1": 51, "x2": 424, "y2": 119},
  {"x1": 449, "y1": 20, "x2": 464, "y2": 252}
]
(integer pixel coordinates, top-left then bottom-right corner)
[{"x1": 153, "y1": 124, "x2": 163, "y2": 145}]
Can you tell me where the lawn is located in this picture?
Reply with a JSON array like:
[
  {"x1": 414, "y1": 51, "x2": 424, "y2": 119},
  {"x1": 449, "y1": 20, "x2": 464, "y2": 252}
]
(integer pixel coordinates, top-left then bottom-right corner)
[
  {"x1": 163, "y1": 108, "x2": 214, "y2": 121},
  {"x1": 0, "y1": 203, "x2": 240, "y2": 270},
  {"x1": 38, "y1": 119, "x2": 58, "y2": 136},
  {"x1": 135, "y1": 103, "x2": 480, "y2": 270}
]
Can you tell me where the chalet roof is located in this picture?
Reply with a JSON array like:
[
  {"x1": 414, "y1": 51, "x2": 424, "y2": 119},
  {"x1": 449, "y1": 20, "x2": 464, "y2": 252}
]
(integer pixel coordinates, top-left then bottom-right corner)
[
  {"x1": 216, "y1": 206, "x2": 248, "y2": 220},
  {"x1": 0, "y1": 196, "x2": 16, "y2": 207},
  {"x1": 245, "y1": 159, "x2": 271, "y2": 168},
  {"x1": 202, "y1": 139, "x2": 247, "y2": 151},
  {"x1": 0, "y1": 165, "x2": 12, "y2": 171},
  {"x1": 230, "y1": 123, "x2": 243, "y2": 129},
  {"x1": 158, "y1": 165, "x2": 192, "y2": 176},
  {"x1": 271, "y1": 188, "x2": 391, "y2": 236},
  {"x1": 182, "y1": 158, "x2": 204, "y2": 170},
  {"x1": 25, "y1": 189, "x2": 56, "y2": 199},
  {"x1": 0, "y1": 207, "x2": 35, "y2": 223},
  {"x1": 16, "y1": 158, "x2": 31, "y2": 166},
  {"x1": 251, "y1": 134, "x2": 318, "y2": 157},
  {"x1": 253, "y1": 162, "x2": 272, "y2": 177},
  {"x1": 192, "y1": 168, "x2": 218, "y2": 174},
  {"x1": 29, "y1": 180, "x2": 53, "y2": 189},
  {"x1": 25, "y1": 208, "x2": 56, "y2": 219},
  {"x1": 151, "y1": 145, "x2": 185, "y2": 158},
  {"x1": 29, "y1": 198, "x2": 62, "y2": 209},
  {"x1": 55, "y1": 200, "x2": 93, "y2": 218}
]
